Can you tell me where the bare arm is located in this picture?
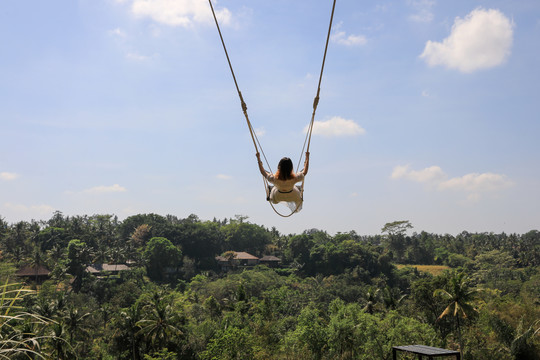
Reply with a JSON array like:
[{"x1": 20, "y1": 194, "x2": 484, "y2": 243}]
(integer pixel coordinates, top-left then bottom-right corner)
[
  {"x1": 301, "y1": 152, "x2": 310, "y2": 176},
  {"x1": 256, "y1": 153, "x2": 270, "y2": 177}
]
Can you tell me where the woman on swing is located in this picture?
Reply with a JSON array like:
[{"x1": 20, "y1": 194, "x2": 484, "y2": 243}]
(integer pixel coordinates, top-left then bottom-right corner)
[{"x1": 256, "y1": 152, "x2": 310, "y2": 212}]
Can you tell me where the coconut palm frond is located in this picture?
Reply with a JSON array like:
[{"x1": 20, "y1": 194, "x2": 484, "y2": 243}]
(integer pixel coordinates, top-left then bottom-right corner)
[{"x1": 438, "y1": 303, "x2": 454, "y2": 320}]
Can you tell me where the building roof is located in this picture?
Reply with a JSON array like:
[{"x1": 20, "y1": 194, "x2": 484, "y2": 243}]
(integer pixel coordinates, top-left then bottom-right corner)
[
  {"x1": 216, "y1": 252, "x2": 259, "y2": 261},
  {"x1": 234, "y1": 252, "x2": 259, "y2": 260},
  {"x1": 259, "y1": 255, "x2": 281, "y2": 262},
  {"x1": 86, "y1": 264, "x2": 130, "y2": 273},
  {"x1": 15, "y1": 265, "x2": 51, "y2": 277}
]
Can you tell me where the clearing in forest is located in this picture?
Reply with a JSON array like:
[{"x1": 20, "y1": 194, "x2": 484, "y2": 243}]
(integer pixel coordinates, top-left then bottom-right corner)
[{"x1": 396, "y1": 264, "x2": 451, "y2": 277}]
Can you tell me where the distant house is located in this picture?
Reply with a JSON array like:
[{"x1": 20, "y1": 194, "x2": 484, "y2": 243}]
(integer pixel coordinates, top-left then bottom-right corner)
[
  {"x1": 233, "y1": 252, "x2": 259, "y2": 266},
  {"x1": 259, "y1": 255, "x2": 281, "y2": 268},
  {"x1": 216, "y1": 251, "x2": 258, "y2": 271},
  {"x1": 215, "y1": 252, "x2": 281, "y2": 271},
  {"x1": 86, "y1": 264, "x2": 130, "y2": 277},
  {"x1": 15, "y1": 265, "x2": 51, "y2": 283},
  {"x1": 215, "y1": 255, "x2": 232, "y2": 271}
]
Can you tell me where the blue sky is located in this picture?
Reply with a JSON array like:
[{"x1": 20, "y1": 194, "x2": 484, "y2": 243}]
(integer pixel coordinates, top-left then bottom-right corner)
[{"x1": 1, "y1": 0, "x2": 539, "y2": 236}]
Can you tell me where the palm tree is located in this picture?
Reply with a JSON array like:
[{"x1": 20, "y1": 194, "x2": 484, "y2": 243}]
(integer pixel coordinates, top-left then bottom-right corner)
[
  {"x1": 63, "y1": 306, "x2": 91, "y2": 345},
  {"x1": 137, "y1": 291, "x2": 182, "y2": 352},
  {"x1": 510, "y1": 319, "x2": 540, "y2": 359},
  {"x1": 33, "y1": 296, "x2": 57, "y2": 319},
  {"x1": 67, "y1": 240, "x2": 93, "y2": 292},
  {"x1": 434, "y1": 271, "x2": 479, "y2": 356},
  {"x1": 47, "y1": 245, "x2": 66, "y2": 263},
  {"x1": 109, "y1": 245, "x2": 125, "y2": 270},
  {"x1": 114, "y1": 303, "x2": 144, "y2": 360},
  {"x1": 48, "y1": 322, "x2": 74, "y2": 360},
  {"x1": 360, "y1": 286, "x2": 381, "y2": 314},
  {"x1": 92, "y1": 245, "x2": 109, "y2": 265},
  {"x1": 29, "y1": 247, "x2": 46, "y2": 285},
  {"x1": 381, "y1": 286, "x2": 406, "y2": 310},
  {"x1": 491, "y1": 315, "x2": 540, "y2": 359},
  {"x1": 8, "y1": 222, "x2": 30, "y2": 262}
]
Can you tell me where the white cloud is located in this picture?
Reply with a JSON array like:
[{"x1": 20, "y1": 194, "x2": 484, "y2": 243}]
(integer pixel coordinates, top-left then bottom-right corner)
[
  {"x1": 391, "y1": 165, "x2": 446, "y2": 183},
  {"x1": 255, "y1": 127, "x2": 265, "y2": 137},
  {"x1": 4, "y1": 203, "x2": 55, "y2": 218},
  {"x1": 391, "y1": 164, "x2": 513, "y2": 200},
  {"x1": 439, "y1": 172, "x2": 513, "y2": 192},
  {"x1": 0, "y1": 172, "x2": 19, "y2": 181},
  {"x1": 331, "y1": 31, "x2": 367, "y2": 46},
  {"x1": 309, "y1": 116, "x2": 366, "y2": 137},
  {"x1": 126, "y1": 52, "x2": 155, "y2": 61},
  {"x1": 82, "y1": 184, "x2": 127, "y2": 194},
  {"x1": 420, "y1": 8, "x2": 514, "y2": 72},
  {"x1": 216, "y1": 174, "x2": 232, "y2": 180},
  {"x1": 109, "y1": 28, "x2": 127, "y2": 37},
  {"x1": 375, "y1": 4, "x2": 389, "y2": 13},
  {"x1": 466, "y1": 193, "x2": 481, "y2": 203},
  {"x1": 408, "y1": 0, "x2": 435, "y2": 23},
  {"x1": 131, "y1": 0, "x2": 231, "y2": 27}
]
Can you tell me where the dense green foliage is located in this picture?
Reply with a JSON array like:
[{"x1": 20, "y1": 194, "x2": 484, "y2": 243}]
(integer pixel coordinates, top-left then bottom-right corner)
[{"x1": 0, "y1": 212, "x2": 538, "y2": 359}]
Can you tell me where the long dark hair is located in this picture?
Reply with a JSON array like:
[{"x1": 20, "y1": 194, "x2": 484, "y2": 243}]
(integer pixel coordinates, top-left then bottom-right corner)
[{"x1": 275, "y1": 157, "x2": 295, "y2": 181}]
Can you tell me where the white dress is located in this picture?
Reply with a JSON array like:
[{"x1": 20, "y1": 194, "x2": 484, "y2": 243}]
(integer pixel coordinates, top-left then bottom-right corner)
[{"x1": 266, "y1": 172, "x2": 304, "y2": 211}]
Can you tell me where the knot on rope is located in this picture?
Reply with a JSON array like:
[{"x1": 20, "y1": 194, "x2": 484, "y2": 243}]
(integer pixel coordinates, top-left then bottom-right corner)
[
  {"x1": 313, "y1": 95, "x2": 320, "y2": 110},
  {"x1": 239, "y1": 91, "x2": 248, "y2": 112}
]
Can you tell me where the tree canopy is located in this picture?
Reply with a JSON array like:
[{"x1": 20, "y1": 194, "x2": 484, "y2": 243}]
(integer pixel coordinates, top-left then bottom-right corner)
[{"x1": 0, "y1": 213, "x2": 538, "y2": 359}]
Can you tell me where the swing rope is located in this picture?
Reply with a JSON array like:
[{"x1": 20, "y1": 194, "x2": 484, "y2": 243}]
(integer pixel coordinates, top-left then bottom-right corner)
[
  {"x1": 208, "y1": 0, "x2": 272, "y2": 173},
  {"x1": 298, "y1": 0, "x2": 336, "y2": 169},
  {"x1": 295, "y1": 0, "x2": 337, "y2": 210},
  {"x1": 208, "y1": 0, "x2": 337, "y2": 217}
]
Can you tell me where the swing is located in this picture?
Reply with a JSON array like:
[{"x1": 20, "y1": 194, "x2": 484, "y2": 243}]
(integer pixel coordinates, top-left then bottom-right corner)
[{"x1": 208, "y1": 0, "x2": 337, "y2": 217}]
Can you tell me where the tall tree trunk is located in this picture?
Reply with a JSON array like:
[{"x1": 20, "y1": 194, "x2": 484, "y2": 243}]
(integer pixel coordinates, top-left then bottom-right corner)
[{"x1": 456, "y1": 315, "x2": 463, "y2": 358}]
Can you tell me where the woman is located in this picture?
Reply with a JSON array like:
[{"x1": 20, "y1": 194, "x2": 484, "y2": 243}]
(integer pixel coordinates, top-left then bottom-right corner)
[{"x1": 256, "y1": 152, "x2": 310, "y2": 211}]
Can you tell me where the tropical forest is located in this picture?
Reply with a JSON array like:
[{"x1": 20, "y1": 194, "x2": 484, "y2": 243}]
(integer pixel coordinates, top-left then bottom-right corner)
[{"x1": 0, "y1": 211, "x2": 539, "y2": 360}]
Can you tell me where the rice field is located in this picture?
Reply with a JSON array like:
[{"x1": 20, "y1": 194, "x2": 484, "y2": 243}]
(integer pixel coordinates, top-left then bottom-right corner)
[{"x1": 395, "y1": 264, "x2": 451, "y2": 276}]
